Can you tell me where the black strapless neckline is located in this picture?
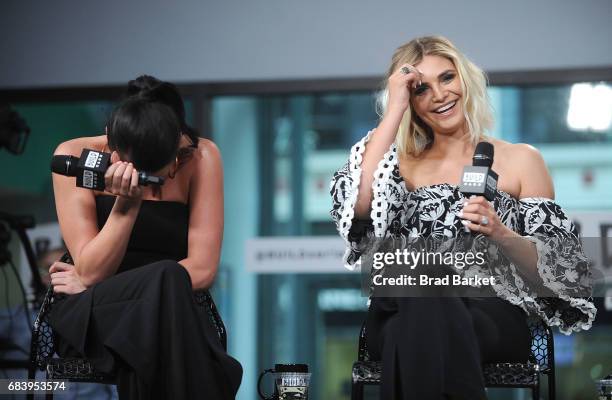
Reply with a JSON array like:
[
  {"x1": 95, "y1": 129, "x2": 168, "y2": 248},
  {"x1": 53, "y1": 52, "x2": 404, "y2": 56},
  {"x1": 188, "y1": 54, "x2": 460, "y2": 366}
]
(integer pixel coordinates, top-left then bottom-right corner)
[{"x1": 95, "y1": 195, "x2": 189, "y2": 274}]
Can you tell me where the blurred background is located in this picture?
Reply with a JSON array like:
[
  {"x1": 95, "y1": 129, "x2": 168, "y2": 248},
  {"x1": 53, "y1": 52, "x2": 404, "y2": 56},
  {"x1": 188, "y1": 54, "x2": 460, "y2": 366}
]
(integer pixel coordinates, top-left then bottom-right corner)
[{"x1": 1, "y1": 0, "x2": 611, "y2": 399}]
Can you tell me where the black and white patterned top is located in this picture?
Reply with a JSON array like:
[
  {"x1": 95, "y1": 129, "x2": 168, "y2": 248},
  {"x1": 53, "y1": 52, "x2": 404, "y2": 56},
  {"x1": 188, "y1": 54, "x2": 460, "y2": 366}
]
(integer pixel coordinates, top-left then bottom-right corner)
[{"x1": 330, "y1": 130, "x2": 596, "y2": 334}]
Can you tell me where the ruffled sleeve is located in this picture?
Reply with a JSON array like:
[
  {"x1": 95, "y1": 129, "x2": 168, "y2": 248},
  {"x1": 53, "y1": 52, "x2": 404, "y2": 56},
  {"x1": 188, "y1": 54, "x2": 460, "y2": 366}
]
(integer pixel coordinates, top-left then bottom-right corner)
[
  {"x1": 515, "y1": 198, "x2": 596, "y2": 334},
  {"x1": 329, "y1": 130, "x2": 409, "y2": 270}
]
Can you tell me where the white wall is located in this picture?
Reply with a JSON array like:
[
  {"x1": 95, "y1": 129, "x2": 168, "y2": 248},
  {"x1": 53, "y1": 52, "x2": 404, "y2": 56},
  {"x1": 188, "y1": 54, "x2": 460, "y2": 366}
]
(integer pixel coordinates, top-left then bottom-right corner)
[{"x1": 1, "y1": 0, "x2": 611, "y2": 89}]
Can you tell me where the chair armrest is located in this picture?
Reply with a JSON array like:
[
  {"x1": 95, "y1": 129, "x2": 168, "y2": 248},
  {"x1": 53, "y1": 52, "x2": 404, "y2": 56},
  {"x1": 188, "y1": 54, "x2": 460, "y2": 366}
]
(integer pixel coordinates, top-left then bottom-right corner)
[
  {"x1": 28, "y1": 252, "x2": 72, "y2": 377},
  {"x1": 193, "y1": 289, "x2": 227, "y2": 351},
  {"x1": 28, "y1": 285, "x2": 57, "y2": 377}
]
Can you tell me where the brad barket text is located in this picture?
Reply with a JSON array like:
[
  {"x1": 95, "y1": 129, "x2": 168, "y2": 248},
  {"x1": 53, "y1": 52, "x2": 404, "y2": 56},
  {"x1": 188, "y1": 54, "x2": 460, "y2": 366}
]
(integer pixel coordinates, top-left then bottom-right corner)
[
  {"x1": 372, "y1": 249, "x2": 486, "y2": 270},
  {"x1": 373, "y1": 274, "x2": 496, "y2": 287}
]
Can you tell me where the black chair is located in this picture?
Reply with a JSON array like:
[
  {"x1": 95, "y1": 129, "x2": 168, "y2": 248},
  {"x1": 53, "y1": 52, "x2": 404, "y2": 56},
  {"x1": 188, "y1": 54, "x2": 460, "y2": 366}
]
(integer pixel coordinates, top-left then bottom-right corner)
[
  {"x1": 351, "y1": 315, "x2": 556, "y2": 400},
  {"x1": 27, "y1": 253, "x2": 227, "y2": 400}
]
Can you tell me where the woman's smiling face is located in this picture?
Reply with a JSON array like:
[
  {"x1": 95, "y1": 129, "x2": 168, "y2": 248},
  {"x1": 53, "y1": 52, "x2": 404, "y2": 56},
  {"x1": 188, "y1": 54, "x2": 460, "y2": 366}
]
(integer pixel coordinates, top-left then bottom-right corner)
[{"x1": 410, "y1": 55, "x2": 465, "y2": 136}]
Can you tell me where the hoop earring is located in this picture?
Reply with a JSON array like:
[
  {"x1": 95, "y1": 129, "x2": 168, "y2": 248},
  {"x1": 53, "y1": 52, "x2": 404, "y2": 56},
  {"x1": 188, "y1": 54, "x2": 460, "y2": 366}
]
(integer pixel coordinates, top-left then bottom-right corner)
[{"x1": 168, "y1": 157, "x2": 178, "y2": 179}]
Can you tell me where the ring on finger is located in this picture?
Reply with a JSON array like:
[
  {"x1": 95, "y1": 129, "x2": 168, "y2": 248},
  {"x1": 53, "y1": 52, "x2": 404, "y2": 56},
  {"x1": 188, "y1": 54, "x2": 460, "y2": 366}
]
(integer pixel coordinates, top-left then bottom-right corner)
[
  {"x1": 401, "y1": 66, "x2": 422, "y2": 88},
  {"x1": 480, "y1": 216, "x2": 489, "y2": 226}
]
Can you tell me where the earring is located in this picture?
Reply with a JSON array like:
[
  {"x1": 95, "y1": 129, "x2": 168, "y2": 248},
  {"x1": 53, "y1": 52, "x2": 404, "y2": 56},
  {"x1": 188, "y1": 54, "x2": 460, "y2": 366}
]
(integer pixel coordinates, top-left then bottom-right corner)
[{"x1": 168, "y1": 157, "x2": 178, "y2": 179}]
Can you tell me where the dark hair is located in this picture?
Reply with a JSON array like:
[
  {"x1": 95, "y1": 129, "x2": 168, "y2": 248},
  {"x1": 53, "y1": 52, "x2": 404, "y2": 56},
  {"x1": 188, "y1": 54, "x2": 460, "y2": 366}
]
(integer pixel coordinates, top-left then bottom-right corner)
[
  {"x1": 107, "y1": 97, "x2": 181, "y2": 173},
  {"x1": 125, "y1": 75, "x2": 199, "y2": 146}
]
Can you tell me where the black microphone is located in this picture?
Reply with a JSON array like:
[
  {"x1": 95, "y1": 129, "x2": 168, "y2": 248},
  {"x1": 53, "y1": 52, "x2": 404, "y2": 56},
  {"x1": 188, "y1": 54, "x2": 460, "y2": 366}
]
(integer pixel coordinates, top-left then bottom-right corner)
[
  {"x1": 459, "y1": 142, "x2": 498, "y2": 201},
  {"x1": 51, "y1": 148, "x2": 164, "y2": 191}
]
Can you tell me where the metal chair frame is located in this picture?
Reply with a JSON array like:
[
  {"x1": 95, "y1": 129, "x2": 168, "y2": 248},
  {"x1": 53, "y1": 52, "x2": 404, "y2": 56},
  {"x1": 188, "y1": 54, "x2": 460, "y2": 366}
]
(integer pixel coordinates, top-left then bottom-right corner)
[{"x1": 351, "y1": 315, "x2": 556, "y2": 400}]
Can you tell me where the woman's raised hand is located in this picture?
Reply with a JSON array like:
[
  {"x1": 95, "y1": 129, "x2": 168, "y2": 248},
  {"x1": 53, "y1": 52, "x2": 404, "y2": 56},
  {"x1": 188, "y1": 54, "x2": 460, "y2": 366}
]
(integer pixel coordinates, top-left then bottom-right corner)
[
  {"x1": 386, "y1": 64, "x2": 423, "y2": 115},
  {"x1": 104, "y1": 154, "x2": 143, "y2": 200}
]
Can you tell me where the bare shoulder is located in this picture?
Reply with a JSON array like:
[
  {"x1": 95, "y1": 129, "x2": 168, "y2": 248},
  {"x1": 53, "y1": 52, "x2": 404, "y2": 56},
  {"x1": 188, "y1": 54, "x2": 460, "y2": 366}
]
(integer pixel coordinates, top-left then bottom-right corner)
[
  {"x1": 195, "y1": 138, "x2": 221, "y2": 160},
  {"x1": 190, "y1": 138, "x2": 222, "y2": 177},
  {"x1": 514, "y1": 143, "x2": 545, "y2": 163},
  {"x1": 187, "y1": 138, "x2": 223, "y2": 203},
  {"x1": 489, "y1": 137, "x2": 544, "y2": 165},
  {"x1": 54, "y1": 135, "x2": 107, "y2": 156},
  {"x1": 489, "y1": 137, "x2": 553, "y2": 199}
]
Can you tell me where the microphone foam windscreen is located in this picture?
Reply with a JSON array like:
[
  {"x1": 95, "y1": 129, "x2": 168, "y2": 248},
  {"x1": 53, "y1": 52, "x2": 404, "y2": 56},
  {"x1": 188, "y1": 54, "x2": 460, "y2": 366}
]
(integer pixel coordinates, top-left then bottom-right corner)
[
  {"x1": 50, "y1": 155, "x2": 79, "y2": 176},
  {"x1": 473, "y1": 142, "x2": 494, "y2": 167}
]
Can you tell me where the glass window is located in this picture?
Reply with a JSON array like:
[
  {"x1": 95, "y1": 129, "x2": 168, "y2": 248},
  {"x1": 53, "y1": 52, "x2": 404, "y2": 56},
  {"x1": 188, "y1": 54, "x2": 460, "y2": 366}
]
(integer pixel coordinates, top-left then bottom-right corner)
[{"x1": 490, "y1": 82, "x2": 612, "y2": 144}]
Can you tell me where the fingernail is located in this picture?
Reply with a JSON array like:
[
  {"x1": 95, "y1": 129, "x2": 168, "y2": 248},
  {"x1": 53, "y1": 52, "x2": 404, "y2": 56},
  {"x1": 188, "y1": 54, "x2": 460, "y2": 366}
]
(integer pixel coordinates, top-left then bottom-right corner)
[
  {"x1": 470, "y1": 195, "x2": 476, "y2": 199},
  {"x1": 456, "y1": 211, "x2": 463, "y2": 217},
  {"x1": 461, "y1": 220, "x2": 470, "y2": 226}
]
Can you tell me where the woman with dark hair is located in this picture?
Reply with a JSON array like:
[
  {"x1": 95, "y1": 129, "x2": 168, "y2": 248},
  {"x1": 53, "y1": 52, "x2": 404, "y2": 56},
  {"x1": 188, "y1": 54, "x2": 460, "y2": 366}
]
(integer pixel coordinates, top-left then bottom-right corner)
[
  {"x1": 330, "y1": 36, "x2": 595, "y2": 399},
  {"x1": 47, "y1": 77, "x2": 242, "y2": 399},
  {"x1": 124, "y1": 75, "x2": 200, "y2": 146}
]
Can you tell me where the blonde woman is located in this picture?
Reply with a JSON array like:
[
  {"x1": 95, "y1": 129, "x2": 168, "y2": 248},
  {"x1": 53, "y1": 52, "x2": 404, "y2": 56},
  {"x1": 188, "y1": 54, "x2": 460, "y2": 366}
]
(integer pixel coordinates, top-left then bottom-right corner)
[{"x1": 330, "y1": 36, "x2": 595, "y2": 399}]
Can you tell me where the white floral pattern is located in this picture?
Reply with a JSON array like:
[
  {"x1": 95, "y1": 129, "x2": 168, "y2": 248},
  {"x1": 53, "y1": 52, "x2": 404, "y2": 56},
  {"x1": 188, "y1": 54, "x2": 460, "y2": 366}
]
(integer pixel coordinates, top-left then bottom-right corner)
[{"x1": 330, "y1": 134, "x2": 597, "y2": 335}]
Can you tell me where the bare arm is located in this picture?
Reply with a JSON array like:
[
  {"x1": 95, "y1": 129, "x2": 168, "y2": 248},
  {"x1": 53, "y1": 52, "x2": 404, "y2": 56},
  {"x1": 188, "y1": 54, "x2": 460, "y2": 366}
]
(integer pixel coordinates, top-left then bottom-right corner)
[
  {"x1": 52, "y1": 139, "x2": 142, "y2": 287},
  {"x1": 496, "y1": 145, "x2": 554, "y2": 282},
  {"x1": 461, "y1": 144, "x2": 554, "y2": 283},
  {"x1": 354, "y1": 65, "x2": 422, "y2": 218},
  {"x1": 178, "y1": 139, "x2": 224, "y2": 289}
]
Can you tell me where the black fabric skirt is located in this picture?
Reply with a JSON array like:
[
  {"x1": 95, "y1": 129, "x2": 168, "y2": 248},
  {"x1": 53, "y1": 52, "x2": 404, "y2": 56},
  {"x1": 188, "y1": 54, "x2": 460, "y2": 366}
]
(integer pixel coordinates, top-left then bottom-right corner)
[
  {"x1": 48, "y1": 260, "x2": 242, "y2": 400},
  {"x1": 365, "y1": 296, "x2": 531, "y2": 400}
]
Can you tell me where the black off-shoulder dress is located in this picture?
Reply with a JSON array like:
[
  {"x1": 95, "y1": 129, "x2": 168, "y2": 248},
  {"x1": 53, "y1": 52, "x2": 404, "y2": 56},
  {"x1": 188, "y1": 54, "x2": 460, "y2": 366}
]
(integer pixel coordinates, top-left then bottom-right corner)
[{"x1": 49, "y1": 195, "x2": 242, "y2": 400}]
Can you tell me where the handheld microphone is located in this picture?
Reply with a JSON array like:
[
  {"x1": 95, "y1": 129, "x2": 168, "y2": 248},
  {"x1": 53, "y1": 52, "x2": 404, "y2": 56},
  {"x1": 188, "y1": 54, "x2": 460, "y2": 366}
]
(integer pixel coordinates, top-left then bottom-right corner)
[
  {"x1": 458, "y1": 142, "x2": 498, "y2": 201},
  {"x1": 51, "y1": 149, "x2": 165, "y2": 191}
]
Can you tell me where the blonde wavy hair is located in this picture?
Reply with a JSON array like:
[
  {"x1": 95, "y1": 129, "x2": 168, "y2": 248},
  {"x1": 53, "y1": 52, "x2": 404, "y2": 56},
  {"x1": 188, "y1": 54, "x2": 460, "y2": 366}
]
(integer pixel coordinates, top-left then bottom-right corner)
[{"x1": 376, "y1": 36, "x2": 494, "y2": 156}]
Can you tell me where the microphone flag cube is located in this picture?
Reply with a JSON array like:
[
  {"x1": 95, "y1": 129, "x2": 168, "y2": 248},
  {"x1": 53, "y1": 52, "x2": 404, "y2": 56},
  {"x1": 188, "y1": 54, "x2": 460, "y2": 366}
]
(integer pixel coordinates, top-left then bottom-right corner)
[
  {"x1": 459, "y1": 166, "x2": 498, "y2": 201},
  {"x1": 76, "y1": 148, "x2": 111, "y2": 190}
]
